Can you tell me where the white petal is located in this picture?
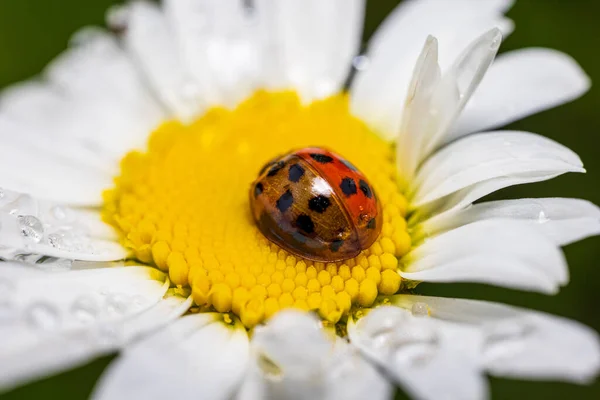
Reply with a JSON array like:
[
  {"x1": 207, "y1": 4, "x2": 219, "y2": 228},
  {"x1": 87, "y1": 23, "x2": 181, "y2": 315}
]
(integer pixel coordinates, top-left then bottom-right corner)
[
  {"x1": 422, "y1": 198, "x2": 600, "y2": 246},
  {"x1": 397, "y1": 29, "x2": 502, "y2": 183},
  {"x1": 119, "y1": 1, "x2": 203, "y2": 120},
  {"x1": 348, "y1": 306, "x2": 487, "y2": 400},
  {"x1": 92, "y1": 313, "x2": 249, "y2": 400},
  {"x1": 236, "y1": 310, "x2": 392, "y2": 400},
  {"x1": 0, "y1": 262, "x2": 173, "y2": 391},
  {"x1": 164, "y1": 0, "x2": 262, "y2": 107},
  {"x1": 411, "y1": 131, "x2": 584, "y2": 210},
  {"x1": 420, "y1": 28, "x2": 502, "y2": 157},
  {"x1": 391, "y1": 295, "x2": 600, "y2": 384},
  {"x1": 351, "y1": 0, "x2": 513, "y2": 138},
  {"x1": 0, "y1": 137, "x2": 112, "y2": 206},
  {"x1": 327, "y1": 339, "x2": 393, "y2": 400},
  {"x1": 396, "y1": 35, "x2": 441, "y2": 188},
  {"x1": 255, "y1": 0, "x2": 365, "y2": 101},
  {"x1": 453, "y1": 48, "x2": 591, "y2": 138},
  {"x1": 0, "y1": 188, "x2": 125, "y2": 262},
  {"x1": 237, "y1": 310, "x2": 331, "y2": 400},
  {"x1": 401, "y1": 219, "x2": 568, "y2": 293},
  {"x1": 119, "y1": 289, "x2": 193, "y2": 344},
  {"x1": 0, "y1": 29, "x2": 164, "y2": 205}
]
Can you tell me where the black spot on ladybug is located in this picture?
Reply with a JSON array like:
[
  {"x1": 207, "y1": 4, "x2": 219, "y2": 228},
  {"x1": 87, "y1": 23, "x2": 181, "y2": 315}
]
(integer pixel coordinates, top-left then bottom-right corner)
[
  {"x1": 340, "y1": 177, "x2": 357, "y2": 196},
  {"x1": 288, "y1": 163, "x2": 305, "y2": 183},
  {"x1": 367, "y1": 218, "x2": 376, "y2": 229},
  {"x1": 340, "y1": 159, "x2": 358, "y2": 171},
  {"x1": 276, "y1": 190, "x2": 294, "y2": 213},
  {"x1": 254, "y1": 182, "x2": 264, "y2": 197},
  {"x1": 295, "y1": 214, "x2": 314, "y2": 234},
  {"x1": 267, "y1": 161, "x2": 286, "y2": 177},
  {"x1": 308, "y1": 195, "x2": 331, "y2": 213},
  {"x1": 310, "y1": 153, "x2": 333, "y2": 163},
  {"x1": 359, "y1": 180, "x2": 372, "y2": 198},
  {"x1": 329, "y1": 239, "x2": 344, "y2": 252}
]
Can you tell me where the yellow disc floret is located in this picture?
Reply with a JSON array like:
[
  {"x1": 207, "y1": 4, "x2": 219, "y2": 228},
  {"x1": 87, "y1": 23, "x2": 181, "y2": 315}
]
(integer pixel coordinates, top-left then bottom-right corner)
[{"x1": 103, "y1": 91, "x2": 411, "y2": 328}]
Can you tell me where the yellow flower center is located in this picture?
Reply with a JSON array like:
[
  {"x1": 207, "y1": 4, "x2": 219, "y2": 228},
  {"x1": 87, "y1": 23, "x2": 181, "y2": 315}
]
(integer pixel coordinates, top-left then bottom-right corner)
[{"x1": 103, "y1": 91, "x2": 411, "y2": 328}]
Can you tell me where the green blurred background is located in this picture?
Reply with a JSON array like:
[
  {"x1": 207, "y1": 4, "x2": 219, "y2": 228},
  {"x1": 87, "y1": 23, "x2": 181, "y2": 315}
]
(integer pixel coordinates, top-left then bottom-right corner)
[{"x1": 0, "y1": 0, "x2": 598, "y2": 399}]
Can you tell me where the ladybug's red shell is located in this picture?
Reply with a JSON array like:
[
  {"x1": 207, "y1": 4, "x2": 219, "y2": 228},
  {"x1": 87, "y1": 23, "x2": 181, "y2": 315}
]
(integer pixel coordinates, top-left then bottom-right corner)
[{"x1": 250, "y1": 147, "x2": 382, "y2": 262}]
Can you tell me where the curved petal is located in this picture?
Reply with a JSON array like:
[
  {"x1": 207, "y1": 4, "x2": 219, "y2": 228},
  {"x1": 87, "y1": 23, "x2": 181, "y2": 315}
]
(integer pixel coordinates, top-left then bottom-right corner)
[
  {"x1": 348, "y1": 306, "x2": 487, "y2": 400},
  {"x1": 390, "y1": 295, "x2": 600, "y2": 384},
  {"x1": 236, "y1": 310, "x2": 392, "y2": 400},
  {"x1": 92, "y1": 313, "x2": 249, "y2": 400},
  {"x1": 411, "y1": 131, "x2": 584, "y2": 211},
  {"x1": 421, "y1": 198, "x2": 600, "y2": 246},
  {"x1": 397, "y1": 29, "x2": 502, "y2": 184},
  {"x1": 254, "y1": 0, "x2": 365, "y2": 101},
  {"x1": 0, "y1": 262, "x2": 182, "y2": 392},
  {"x1": 401, "y1": 219, "x2": 568, "y2": 293},
  {"x1": 351, "y1": 0, "x2": 513, "y2": 138},
  {"x1": 0, "y1": 188, "x2": 126, "y2": 262},
  {"x1": 453, "y1": 48, "x2": 591, "y2": 138}
]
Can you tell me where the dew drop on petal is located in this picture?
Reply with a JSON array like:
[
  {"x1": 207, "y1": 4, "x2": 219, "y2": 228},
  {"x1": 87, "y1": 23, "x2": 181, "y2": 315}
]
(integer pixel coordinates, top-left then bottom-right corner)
[
  {"x1": 352, "y1": 55, "x2": 370, "y2": 71},
  {"x1": 97, "y1": 324, "x2": 124, "y2": 347},
  {"x1": 130, "y1": 294, "x2": 147, "y2": 311},
  {"x1": 71, "y1": 295, "x2": 100, "y2": 324},
  {"x1": 50, "y1": 206, "x2": 67, "y2": 221},
  {"x1": 26, "y1": 303, "x2": 61, "y2": 331},
  {"x1": 47, "y1": 233, "x2": 64, "y2": 249},
  {"x1": 105, "y1": 293, "x2": 130, "y2": 314},
  {"x1": 0, "y1": 188, "x2": 4, "y2": 199},
  {"x1": 411, "y1": 302, "x2": 429, "y2": 317},
  {"x1": 17, "y1": 215, "x2": 44, "y2": 244},
  {"x1": 537, "y1": 210, "x2": 550, "y2": 224}
]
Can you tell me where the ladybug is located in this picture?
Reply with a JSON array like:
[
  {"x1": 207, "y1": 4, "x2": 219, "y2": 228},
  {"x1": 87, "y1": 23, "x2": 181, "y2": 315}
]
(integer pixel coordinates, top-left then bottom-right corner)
[{"x1": 250, "y1": 147, "x2": 382, "y2": 262}]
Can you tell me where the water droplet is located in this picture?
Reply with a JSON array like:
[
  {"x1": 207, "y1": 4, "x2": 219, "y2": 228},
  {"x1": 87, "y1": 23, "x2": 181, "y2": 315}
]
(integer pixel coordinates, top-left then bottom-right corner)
[
  {"x1": 17, "y1": 215, "x2": 44, "y2": 243},
  {"x1": 47, "y1": 233, "x2": 64, "y2": 249},
  {"x1": 105, "y1": 293, "x2": 130, "y2": 314},
  {"x1": 537, "y1": 210, "x2": 550, "y2": 224},
  {"x1": 0, "y1": 188, "x2": 4, "y2": 199},
  {"x1": 50, "y1": 206, "x2": 67, "y2": 221},
  {"x1": 130, "y1": 295, "x2": 147, "y2": 310},
  {"x1": 26, "y1": 303, "x2": 61, "y2": 331},
  {"x1": 411, "y1": 302, "x2": 430, "y2": 317},
  {"x1": 96, "y1": 324, "x2": 124, "y2": 348},
  {"x1": 352, "y1": 55, "x2": 370, "y2": 71},
  {"x1": 71, "y1": 295, "x2": 100, "y2": 324}
]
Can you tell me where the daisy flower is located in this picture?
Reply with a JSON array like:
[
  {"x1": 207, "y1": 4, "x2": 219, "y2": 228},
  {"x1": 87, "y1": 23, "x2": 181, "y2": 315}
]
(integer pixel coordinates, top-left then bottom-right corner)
[{"x1": 1, "y1": 0, "x2": 599, "y2": 399}]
